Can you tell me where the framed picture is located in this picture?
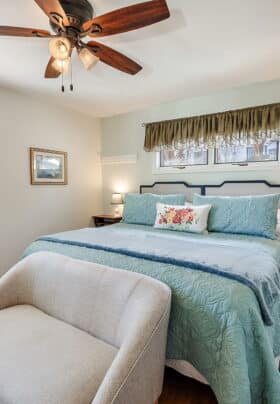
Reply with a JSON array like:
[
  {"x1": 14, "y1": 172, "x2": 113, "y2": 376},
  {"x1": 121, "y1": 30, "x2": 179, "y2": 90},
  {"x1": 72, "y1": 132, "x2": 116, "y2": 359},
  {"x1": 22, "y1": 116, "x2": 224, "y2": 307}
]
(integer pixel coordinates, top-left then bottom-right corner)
[{"x1": 30, "y1": 148, "x2": 68, "y2": 185}]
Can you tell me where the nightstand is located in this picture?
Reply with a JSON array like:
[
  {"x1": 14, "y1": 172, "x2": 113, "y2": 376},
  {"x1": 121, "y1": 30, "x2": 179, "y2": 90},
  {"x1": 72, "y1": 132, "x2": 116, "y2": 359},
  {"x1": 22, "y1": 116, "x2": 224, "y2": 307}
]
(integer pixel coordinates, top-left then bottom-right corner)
[{"x1": 93, "y1": 215, "x2": 122, "y2": 227}]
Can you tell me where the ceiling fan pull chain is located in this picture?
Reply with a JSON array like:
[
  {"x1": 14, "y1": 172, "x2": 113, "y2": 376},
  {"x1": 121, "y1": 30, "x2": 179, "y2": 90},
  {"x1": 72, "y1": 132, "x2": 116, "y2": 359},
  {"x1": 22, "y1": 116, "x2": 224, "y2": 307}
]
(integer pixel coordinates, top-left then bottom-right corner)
[
  {"x1": 70, "y1": 58, "x2": 74, "y2": 92},
  {"x1": 61, "y1": 70, "x2": 65, "y2": 93}
]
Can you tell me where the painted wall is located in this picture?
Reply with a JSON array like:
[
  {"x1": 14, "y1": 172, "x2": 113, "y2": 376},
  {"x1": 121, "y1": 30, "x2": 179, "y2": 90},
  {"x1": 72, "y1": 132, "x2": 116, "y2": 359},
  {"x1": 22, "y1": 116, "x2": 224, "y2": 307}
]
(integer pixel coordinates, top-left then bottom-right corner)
[
  {"x1": 0, "y1": 88, "x2": 103, "y2": 275},
  {"x1": 101, "y1": 79, "x2": 280, "y2": 213}
]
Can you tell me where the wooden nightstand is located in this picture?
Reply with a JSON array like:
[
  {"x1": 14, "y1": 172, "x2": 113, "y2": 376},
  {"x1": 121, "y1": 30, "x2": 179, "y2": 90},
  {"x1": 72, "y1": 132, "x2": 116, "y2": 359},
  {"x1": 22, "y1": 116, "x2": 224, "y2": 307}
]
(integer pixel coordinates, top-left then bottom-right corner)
[{"x1": 93, "y1": 215, "x2": 122, "y2": 227}]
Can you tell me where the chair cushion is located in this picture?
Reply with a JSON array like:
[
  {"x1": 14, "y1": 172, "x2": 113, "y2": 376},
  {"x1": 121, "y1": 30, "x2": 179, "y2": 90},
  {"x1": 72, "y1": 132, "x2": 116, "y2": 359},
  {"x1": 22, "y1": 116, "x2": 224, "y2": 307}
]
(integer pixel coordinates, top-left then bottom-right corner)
[{"x1": 0, "y1": 305, "x2": 118, "y2": 404}]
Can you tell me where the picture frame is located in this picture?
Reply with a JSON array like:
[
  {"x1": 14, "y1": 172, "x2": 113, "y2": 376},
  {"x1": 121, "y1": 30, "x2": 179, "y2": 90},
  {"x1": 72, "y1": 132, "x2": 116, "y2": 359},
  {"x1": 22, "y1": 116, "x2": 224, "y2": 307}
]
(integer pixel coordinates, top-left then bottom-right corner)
[{"x1": 30, "y1": 148, "x2": 68, "y2": 185}]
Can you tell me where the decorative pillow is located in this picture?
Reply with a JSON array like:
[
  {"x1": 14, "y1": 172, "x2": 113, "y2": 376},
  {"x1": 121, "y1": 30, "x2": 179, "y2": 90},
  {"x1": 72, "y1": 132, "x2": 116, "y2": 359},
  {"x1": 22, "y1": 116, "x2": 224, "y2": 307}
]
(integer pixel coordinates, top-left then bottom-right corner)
[
  {"x1": 193, "y1": 193, "x2": 280, "y2": 239},
  {"x1": 123, "y1": 193, "x2": 186, "y2": 226},
  {"x1": 154, "y1": 203, "x2": 212, "y2": 233}
]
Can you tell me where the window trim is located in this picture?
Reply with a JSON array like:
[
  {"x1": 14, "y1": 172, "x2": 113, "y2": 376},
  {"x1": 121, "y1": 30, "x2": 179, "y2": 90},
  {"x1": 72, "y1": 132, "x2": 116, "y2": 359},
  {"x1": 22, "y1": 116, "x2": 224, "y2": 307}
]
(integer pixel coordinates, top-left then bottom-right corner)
[{"x1": 153, "y1": 148, "x2": 280, "y2": 175}]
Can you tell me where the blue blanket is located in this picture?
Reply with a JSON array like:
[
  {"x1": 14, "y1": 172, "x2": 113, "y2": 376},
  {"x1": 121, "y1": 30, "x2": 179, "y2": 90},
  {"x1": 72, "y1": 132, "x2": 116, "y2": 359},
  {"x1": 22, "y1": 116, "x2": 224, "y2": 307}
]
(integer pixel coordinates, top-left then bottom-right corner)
[
  {"x1": 24, "y1": 223, "x2": 280, "y2": 404},
  {"x1": 39, "y1": 225, "x2": 280, "y2": 326}
]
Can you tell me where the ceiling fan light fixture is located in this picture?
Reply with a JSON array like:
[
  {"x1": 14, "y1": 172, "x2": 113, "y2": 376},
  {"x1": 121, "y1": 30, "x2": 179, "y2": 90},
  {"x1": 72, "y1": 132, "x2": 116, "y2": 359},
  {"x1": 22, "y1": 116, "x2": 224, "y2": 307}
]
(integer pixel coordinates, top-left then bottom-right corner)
[
  {"x1": 49, "y1": 36, "x2": 71, "y2": 61},
  {"x1": 53, "y1": 57, "x2": 70, "y2": 74},
  {"x1": 78, "y1": 47, "x2": 99, "y2": 70}
]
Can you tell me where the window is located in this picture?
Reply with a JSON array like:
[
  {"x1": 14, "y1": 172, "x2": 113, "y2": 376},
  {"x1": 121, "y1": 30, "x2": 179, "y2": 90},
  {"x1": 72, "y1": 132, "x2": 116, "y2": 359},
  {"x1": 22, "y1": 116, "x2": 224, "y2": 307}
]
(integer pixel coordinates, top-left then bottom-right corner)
[
  {"x1": 160, "y1": 149, "x2": 208, "y2": 167},
  {"x1": 215, "y1": 141, "x2": 278, "y2": 164},
  {"x1": 157, "y1": 141, "x2": 279, "y2": 172}
]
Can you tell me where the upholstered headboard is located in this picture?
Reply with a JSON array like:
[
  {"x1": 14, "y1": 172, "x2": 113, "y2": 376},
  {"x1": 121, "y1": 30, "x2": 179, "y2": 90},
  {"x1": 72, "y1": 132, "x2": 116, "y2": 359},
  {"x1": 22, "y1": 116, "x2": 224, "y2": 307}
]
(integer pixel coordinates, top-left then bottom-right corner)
[
  {"x1": 140, "y1": 180, "x2": 280, "y2": 201},
  {"x1": 140, "y1": 182, "x2": 203, "y2": 201}
]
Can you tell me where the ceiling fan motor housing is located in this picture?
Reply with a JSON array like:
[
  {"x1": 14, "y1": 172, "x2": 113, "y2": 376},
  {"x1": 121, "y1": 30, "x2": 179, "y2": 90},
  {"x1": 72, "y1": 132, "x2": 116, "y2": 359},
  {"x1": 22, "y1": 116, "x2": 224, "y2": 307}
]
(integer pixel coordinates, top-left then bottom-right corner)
[{"x1": 50, "y1": 0, "x2": 94, "y2": 31}]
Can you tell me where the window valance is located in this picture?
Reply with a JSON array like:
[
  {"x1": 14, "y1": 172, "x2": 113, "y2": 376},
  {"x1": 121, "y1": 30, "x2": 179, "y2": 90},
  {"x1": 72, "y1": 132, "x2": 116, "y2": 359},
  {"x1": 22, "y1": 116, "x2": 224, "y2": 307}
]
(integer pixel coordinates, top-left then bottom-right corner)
[{"x1": 144, "y1": 103, "x2": 280, "y2": 151}]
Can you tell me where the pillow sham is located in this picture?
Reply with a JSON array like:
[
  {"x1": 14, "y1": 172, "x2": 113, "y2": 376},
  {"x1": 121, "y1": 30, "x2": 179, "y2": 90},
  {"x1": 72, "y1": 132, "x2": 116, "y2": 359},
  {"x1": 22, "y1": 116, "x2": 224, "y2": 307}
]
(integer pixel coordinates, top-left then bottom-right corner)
[
  {"x1": 154, "y1": 203, "x2": 212, "y2": 233},
  {"x1": 123, "y1": 193, "x2": 186, "y2": 226},
  {"x1": 193, "y1": 193, "x2": 280, "y2": 239}
]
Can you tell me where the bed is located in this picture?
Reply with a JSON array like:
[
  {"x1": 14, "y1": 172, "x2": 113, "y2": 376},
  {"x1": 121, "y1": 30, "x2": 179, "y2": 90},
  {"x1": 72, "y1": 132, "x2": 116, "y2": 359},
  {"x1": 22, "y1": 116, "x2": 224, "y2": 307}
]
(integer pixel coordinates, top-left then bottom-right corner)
[{"x1": 24, "y1": 180, "x2": 280, "y2": 404}]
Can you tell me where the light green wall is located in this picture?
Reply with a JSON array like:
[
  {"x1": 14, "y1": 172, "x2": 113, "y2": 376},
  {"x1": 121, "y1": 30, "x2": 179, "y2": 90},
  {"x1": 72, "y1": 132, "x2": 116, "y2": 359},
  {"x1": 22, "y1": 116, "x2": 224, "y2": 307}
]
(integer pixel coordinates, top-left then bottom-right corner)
[{"x1": 101, "y1": 79, "x2": 280, "y2": 213}]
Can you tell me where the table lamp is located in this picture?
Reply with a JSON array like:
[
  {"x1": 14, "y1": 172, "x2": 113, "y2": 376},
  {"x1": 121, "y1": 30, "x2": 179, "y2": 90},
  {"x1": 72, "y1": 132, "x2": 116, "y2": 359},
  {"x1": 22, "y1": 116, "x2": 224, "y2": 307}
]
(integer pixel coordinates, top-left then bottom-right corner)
[{"x1": 111, "y1": 193, "x2": 123, "y2": 217}]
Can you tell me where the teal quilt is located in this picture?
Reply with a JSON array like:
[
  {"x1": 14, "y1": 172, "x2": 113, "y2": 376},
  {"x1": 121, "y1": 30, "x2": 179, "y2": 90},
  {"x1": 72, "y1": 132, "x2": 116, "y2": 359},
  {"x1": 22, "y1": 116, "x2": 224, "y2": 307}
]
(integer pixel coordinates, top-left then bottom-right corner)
[{"x1": 24, "y1": 223, "x2": 280, "y2": 404}]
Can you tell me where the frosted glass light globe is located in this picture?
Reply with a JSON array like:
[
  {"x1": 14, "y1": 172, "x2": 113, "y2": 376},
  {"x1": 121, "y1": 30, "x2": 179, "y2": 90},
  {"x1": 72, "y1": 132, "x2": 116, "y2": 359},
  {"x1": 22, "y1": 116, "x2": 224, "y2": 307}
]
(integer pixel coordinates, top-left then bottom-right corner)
[
  {"x1": 49, "y1": 37, "x2": 71, "y2": 61},
  {"x1": 53, "y1": 58, "x2": 70, "y2": 74},
  {"x1": 78, "y1": 47, "x2": 99, "y2": 70}
]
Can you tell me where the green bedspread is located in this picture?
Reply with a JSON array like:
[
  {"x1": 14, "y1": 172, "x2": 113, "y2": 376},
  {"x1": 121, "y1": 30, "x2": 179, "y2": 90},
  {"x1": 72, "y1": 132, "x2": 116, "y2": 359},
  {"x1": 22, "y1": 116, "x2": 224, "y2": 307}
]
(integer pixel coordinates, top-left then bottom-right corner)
[{"x1": 24, "y1": 223, "x2": 280, "y2": 404}]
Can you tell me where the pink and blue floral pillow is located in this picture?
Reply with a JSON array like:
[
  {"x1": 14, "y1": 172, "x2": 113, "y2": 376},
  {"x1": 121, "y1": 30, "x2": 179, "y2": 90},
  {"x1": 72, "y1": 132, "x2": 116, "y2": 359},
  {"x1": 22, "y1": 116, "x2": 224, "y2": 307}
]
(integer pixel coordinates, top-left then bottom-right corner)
[{"x1": 154, "y1": 203, "x2": 212, "y2": 233}]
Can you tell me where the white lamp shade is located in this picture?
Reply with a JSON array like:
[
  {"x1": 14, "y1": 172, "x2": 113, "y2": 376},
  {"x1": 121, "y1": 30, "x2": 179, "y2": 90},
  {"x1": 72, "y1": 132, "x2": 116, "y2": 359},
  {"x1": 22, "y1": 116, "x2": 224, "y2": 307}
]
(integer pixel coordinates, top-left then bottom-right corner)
[{"x1": 111, "y1": 193, "x2": 123, "y2": 205}]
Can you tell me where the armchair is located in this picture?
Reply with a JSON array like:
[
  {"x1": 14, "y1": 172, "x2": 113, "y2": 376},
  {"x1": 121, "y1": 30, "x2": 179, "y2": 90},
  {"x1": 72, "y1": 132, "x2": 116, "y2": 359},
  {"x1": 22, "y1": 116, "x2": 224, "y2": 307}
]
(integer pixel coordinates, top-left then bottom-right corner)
[{"x1": 0, "y1": 251, "x2": 171, "y2": 404}]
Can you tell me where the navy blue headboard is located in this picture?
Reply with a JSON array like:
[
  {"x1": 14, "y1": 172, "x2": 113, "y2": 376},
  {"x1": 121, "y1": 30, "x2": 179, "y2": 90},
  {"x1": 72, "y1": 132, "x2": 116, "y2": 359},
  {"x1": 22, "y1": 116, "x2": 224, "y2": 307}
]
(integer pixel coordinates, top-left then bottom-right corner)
[{"x1": 140, "y1": 180, "x2": 280, "y2": 200}]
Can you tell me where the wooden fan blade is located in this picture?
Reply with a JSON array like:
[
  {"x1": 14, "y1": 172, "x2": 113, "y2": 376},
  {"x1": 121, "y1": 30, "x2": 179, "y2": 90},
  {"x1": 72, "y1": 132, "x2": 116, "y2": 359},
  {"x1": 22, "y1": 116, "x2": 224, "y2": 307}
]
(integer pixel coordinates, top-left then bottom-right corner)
[
  {"x1": 86, "y1": 41, "x2": 142, "y2": 75},
  {"x1": 34, "y1": 0, "x2": 69, "y2": 26},
  {"x1": 45, "y1": 57, "x2": 61, "y2": 78},
  {"x1": 0, "y1": 26, "x2": 51, "y2": 37},
  {"x1": 83, "y1": 0, "x2": 170, "y2": 37}
]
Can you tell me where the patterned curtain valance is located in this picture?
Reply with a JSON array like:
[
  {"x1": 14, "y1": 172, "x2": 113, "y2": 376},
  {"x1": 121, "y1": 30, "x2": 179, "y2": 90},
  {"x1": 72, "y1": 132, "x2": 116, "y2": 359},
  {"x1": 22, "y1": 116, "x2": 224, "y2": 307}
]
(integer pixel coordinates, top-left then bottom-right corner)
[{"x1": 144, "y1": 103, "x2": 280, "y2": 151}]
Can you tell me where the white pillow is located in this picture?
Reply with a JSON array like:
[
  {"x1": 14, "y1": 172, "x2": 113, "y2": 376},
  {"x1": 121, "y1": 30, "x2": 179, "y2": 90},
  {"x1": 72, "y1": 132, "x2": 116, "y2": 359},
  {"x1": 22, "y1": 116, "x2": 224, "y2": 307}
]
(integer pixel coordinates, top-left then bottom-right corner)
[{"x1": 154, "y1": 202, "x2": 212, "y2": 233}]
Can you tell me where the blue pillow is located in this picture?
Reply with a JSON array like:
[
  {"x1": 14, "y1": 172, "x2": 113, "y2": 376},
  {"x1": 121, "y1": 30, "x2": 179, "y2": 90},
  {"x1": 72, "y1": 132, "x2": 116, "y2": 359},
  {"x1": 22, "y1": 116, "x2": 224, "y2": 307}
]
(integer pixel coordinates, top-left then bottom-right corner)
[
  {"x1": 123, "y1": 193, "x2": 186, "y2": 226},
  {"x1": 193, "y1": 193, "x2": 279, "y2": 239}
]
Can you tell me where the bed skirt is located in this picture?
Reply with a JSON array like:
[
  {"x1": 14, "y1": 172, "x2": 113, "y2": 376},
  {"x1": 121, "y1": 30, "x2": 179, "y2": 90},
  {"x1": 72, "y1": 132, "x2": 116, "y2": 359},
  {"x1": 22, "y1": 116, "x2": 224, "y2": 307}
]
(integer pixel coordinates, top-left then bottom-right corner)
[{"x1": 166, "y1": 356, "x2": 280, "y2": 385}]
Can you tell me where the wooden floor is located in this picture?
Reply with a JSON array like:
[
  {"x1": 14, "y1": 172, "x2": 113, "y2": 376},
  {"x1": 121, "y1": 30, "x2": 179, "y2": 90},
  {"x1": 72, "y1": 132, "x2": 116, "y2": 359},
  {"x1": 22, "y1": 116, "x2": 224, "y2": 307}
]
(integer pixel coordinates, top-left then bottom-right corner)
[{"x1": 159, "y1": 368, "x2": 218, "y2": 404}]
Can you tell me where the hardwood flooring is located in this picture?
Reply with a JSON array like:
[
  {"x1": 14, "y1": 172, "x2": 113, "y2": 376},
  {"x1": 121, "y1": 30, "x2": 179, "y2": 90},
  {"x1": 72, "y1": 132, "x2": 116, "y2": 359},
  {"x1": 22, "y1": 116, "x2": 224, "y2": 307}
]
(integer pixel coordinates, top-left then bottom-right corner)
[{"x1": 159, "y1": 368, "x2": 218, "y2": 404}]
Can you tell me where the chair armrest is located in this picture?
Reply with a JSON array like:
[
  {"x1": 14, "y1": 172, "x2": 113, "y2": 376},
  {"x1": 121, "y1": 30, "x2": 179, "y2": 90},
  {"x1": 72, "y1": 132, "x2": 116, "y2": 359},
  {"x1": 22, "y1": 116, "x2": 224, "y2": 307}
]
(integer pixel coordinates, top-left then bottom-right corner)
[
  {"x1": 92, "y1": 296, "x2": 171, "y2": 404},
  {"x1": 0, "y1": 259, "x2": 24, "y2": 309}
]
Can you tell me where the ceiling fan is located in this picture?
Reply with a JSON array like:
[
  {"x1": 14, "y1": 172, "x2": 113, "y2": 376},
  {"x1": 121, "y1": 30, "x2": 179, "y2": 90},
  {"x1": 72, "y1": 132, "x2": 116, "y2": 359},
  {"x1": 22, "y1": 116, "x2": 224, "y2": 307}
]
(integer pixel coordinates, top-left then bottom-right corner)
[{"x1": 0, "y1": 0, "x2": 170, "y2": 86}]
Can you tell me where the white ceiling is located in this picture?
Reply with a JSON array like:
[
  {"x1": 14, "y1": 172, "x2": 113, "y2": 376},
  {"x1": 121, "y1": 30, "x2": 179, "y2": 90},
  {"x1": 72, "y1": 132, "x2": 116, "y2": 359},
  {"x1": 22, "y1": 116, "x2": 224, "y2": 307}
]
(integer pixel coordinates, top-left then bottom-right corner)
[{"x1": 0, "y1": 0, "x2": 280, "y2": 117}]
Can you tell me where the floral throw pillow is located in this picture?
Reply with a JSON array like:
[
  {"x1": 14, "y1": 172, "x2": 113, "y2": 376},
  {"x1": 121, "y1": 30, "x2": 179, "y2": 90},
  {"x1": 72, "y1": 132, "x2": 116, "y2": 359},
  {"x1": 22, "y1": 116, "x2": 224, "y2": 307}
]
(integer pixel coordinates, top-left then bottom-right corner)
[{"x1": 154, "y1": 203, "x2": 212, "y2": 233}]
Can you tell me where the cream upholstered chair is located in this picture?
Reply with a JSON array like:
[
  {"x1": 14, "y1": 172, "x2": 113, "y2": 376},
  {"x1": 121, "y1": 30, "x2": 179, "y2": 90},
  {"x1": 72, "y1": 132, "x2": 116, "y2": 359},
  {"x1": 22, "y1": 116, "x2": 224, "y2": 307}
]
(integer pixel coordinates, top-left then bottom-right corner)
[{"x1": 0, "y1": 252, "x2": 171, "y2": 404}]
